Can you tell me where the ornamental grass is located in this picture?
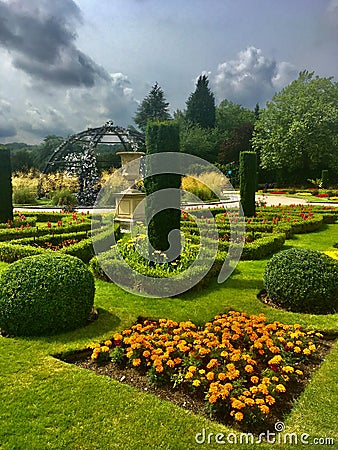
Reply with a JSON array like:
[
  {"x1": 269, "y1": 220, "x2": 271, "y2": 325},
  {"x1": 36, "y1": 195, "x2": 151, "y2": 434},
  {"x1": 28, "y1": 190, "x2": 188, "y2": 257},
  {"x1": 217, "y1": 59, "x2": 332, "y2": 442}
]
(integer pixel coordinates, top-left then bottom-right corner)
[{"x1": 88, "y1": 311, "x2": 323, "y2": 429}]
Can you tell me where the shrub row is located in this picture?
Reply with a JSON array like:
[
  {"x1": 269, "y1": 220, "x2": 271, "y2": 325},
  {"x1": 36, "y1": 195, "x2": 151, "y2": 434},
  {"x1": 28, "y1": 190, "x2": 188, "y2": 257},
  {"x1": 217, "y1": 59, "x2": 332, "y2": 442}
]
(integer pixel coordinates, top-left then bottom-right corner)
[
  {"x1": 0, "y1": 221, "x2": 92, "y2": 242},
  {"x1": 0, "y1": 223, "x2": 121, "y2": 264}
]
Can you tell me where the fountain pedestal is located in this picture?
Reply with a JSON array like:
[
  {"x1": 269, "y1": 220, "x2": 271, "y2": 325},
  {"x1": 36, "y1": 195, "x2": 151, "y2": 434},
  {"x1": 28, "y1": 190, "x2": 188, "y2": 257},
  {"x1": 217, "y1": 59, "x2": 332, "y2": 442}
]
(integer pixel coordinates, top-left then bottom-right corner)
[{"x1": 115, "y1": 152, "x2": 145, "y2": 232}]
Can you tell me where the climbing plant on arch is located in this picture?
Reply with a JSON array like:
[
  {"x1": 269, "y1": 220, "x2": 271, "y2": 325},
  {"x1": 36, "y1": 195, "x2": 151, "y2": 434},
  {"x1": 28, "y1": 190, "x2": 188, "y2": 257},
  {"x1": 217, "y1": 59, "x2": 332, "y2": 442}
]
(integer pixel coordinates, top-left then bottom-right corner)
[{"x1": 39, "y1": 121, "x2": 145, "y2": 206}]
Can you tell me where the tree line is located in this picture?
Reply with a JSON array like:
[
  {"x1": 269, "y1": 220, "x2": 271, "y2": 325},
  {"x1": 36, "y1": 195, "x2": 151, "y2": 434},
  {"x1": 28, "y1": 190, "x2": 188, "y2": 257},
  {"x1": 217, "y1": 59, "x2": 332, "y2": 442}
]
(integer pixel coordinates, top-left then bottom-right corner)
[{"x1": 2, "y1": 70, "x2": 338, "y2": 187}]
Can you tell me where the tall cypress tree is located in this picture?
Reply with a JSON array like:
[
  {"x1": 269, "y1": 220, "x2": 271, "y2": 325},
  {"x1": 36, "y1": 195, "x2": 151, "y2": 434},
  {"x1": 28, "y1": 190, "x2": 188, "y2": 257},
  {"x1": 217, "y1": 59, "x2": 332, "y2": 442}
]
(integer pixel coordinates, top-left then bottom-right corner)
[
  {"x1": 134, "y1": 83, "x2": 171, "y2": 132},
  {"x1": 144, "y1": 121, "x2": 181, "y2": 260},
  {"x1": 0, "y1": 147, "x2": 13, "y2": 223},
  {"x1": 185, "y1": 75, "x2": 216, "y2": 128},
  {"x1": 239, "y1": 151, "x2": 257, "y2": 217}
]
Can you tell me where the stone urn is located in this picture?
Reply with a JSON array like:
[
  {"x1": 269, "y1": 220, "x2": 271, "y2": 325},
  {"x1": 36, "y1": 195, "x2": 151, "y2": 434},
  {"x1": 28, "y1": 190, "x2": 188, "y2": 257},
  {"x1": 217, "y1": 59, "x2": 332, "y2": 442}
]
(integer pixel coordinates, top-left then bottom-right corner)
[{"x1": 115, "y1": 152, "x2": 145, "y2": 231}]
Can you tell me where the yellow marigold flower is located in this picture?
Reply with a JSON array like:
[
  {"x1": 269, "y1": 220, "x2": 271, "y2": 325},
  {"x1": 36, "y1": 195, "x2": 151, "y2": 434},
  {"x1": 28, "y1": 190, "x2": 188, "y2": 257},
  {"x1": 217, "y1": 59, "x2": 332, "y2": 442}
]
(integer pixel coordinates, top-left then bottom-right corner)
[
  {"x1": 272, "y1": 376, "x2": 279, "y2": 382},
  {"x1": 282, "y1": 366, "x2": 294, "y2": 373},
  {"x1": 132, "y1": 358, "x2": 141, "y2": 366},
  {"x1": 234, "y1": 412, "x2": 244, "y2": 422},
  {"x1": 230, "y1": 353, "x2": 241, "y2": 362},
  {"x1": 250, "y1": 386, "x2": 258, "y2": 394},
  {"x1": 282, "y1": 375, "x2": 290, "y2": 382},
  {"x1": 100, "y1": 346, "x2": 110, "y2": 353},
  {"x1": 303, "y1": 348, "x2": 311, "y2": 355},
  {"x1": 315, "y1": 332, "x2": 323, "y2": 338},
  {"x1": 192, "y1": 379, "x2": 201, "y2": 387},
  {"x1": 251, "y1": 376, "x2": 259, "y2": 384},
  {"x1": 104, "y1": 340, "x2": 113, "y2": 347},
  {"x1": 188, "y1": 366, "x2": 197, "y2": 373},
  {"x1": 294, "y1": 346, "x2": 301, "y2": 353},
  {"x1": 166, "y1": 359, "x2": 175, "y2": 368},
  {"x1": 255, "y1": 398, "x2": 265, "y2": 405},
  {"x1": 266, "y1": 395, "x2": 275, "y2": 405},
  {"x1": 245, "y1": 364, "x2": 254, "y2": 373},
  {"x1": 88, "y1": 343, "x2": 100, "y2": 349},
  {"x1": 245, "y1": 398, "x2": 255, "y2": 406},
  {"x1": 275, "y1": 384, "x2": 286, "y2": 393},
  {"x1": 126, "y1": 350, "x2": 133, "y2": 358},
  {"x1": 143, "y1": 350, "x2": 150, "y2": 358},
  {"x1": 258, "y1": 383, "x2": 269, "y2": 395},
  {"x1": 295, "y1": 340, "x2": 303, "y2": 346},
  {"x1": 295, "y1": 369, "x2": 303, "y2": 376},
  {"x1": 268, "y1": 355, "x2": 283, "y2": 365},
  {"x1": 259, "y1": 405, "x2": 270, "y2": 415},
  {"x1": 199, "y1": 369, "x2": 206, "y2": 375},
  {"x1": 185, "y1": 371, "x2": 194, "y2": 379},
  {"x1": 206, "y1": 371, "x2": 215, "y2": 381},
  {"x1": 218, "y1": 372, "x2": 226, "y2": 381},
  {"x1": 113, "y1": 333, "x2": 123, "y2": 341},
  {"x1": 286, "y1": 341, "x2": 294, "y2": 348}
]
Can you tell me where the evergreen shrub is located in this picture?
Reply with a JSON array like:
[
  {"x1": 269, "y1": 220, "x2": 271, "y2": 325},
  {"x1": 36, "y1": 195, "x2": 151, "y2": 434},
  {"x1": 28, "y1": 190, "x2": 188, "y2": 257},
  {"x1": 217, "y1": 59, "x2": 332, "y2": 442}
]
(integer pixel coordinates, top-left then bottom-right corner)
[
  {"x1": 263, "y1": 248, "x2": 338, "y2": 314},
  {"x1": 0, "y1": 254, "x2": 95, "y2": 336}
]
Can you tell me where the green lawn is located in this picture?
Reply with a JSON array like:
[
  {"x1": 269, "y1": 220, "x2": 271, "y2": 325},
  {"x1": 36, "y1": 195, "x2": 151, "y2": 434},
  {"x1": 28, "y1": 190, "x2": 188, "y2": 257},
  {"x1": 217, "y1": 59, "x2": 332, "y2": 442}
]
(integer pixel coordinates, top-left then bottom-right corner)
[{"x1": 1, "y1": 225, "x2": 338, "y2": 449}]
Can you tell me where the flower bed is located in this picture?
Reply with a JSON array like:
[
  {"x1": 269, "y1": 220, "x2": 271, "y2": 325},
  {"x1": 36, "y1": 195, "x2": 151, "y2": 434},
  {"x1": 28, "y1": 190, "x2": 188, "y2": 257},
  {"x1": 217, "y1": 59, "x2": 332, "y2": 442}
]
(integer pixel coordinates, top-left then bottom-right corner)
[{"x1": 68, "y1": 311, "x2": 328, "y2": 432}]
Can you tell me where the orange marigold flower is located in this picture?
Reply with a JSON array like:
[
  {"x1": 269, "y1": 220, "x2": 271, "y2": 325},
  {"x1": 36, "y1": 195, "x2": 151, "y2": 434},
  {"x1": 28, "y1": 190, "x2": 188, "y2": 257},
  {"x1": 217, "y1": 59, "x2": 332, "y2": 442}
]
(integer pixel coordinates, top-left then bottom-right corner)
[
  {"x1": 208, "y1": 394, "x2": 218, "y2": 403},
  {"x1": 245, "y1": 364, "x2": 254, "y2": 373},
  {"x1": 266, "y1": 395, "x2": 275, "y2": 405},
  {"x1": 166, "y1": 359, "x2": 175, "y2": 368},
  {"x1": 113, "y1": 333, "x2": 123, "y2": 341},
  {"x1": 143, "y1": 350, "x2": 151, "y2": 358},
  {"x1": 132, "y1": 358, "x2": 141, "y2": 366},
  {"x1": 207, "y1": 359, "x2": 219, "y2": 369},
  {"x1": 218, "y1": 372, "x2": 226, "y2": 381},
  {"x1": 155, "y1": 364, "x2": 164, "y2": 373},
  {"x1": 259, "y1": 405, "x2": 270, "y2": 414},
  {"x1": 185, "y1": 371, "x2": 194, "y2": 379},
  {"x1": 251, "y1": 376, "x2": 259, "y2": 384},
  {"x1": 206, "y1": 371, "x2": 215, "y2": 381},
  {"x1": 104, "y1": 340, "x2": 113, "y2": 347},
  {"x1": 234, "y1": 412, "x2": 244, "y2": 422}
]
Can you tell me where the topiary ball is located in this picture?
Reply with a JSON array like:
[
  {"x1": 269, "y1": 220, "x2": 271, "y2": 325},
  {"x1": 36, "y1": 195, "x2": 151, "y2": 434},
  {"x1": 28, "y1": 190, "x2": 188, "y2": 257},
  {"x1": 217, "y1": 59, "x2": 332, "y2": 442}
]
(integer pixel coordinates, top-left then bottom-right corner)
[
  {"x1": 263, "y1": 248, "x2": 338, "y2": 314},
  {"x1": 0, "y1": 254, "x2": 95, "y2": 336}
]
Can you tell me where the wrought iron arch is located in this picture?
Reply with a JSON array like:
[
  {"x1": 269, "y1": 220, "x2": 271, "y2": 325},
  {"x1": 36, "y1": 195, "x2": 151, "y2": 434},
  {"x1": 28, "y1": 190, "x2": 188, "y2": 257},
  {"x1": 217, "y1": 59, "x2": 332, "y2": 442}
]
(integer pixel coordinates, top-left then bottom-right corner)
[{"x1": 42, "y1": 120, "x2": 145, "y2": 174}]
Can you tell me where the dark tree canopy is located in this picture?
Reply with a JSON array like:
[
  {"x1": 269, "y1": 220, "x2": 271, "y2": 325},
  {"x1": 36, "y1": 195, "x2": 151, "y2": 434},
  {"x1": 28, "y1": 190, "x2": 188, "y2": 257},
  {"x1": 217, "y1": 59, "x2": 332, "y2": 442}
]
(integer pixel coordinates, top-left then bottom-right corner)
[
  {"x1": 218, "y1": 122, "x2": 254, "y2": 164},
  {"x1": 133, "y1": 83, "x2": 171, "y2": 132},
  {"x1": 185, "y1": 75, "x2": 216, "y2": 129}
]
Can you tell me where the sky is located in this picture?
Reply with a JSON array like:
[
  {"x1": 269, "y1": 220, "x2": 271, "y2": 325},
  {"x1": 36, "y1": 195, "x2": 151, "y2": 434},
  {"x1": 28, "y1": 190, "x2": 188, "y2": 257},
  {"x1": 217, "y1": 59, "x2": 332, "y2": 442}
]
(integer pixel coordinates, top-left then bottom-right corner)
[{"x1": 0, "y1": 0, "x2": 337, "y2": 144}]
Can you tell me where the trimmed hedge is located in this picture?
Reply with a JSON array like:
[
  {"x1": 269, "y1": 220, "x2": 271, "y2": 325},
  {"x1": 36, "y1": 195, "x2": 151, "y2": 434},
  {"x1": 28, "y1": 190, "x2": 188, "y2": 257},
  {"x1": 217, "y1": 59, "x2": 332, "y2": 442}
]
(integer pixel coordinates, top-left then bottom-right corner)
[
  {"x1": 0, "y1": 254, "x2": 95, "y2": 336},
  {"x1": 239, "y1": 151, "x2": 257, "y2": 217},
  {"x1": 0, "y1": 223, "x2": 121, "y2": 263},
  {"x1": 145, "y1": 121, "x2": 181, "y2": 257},
  {"x1": 263, "y1": 248, "x2": 338, "y2": 314}
]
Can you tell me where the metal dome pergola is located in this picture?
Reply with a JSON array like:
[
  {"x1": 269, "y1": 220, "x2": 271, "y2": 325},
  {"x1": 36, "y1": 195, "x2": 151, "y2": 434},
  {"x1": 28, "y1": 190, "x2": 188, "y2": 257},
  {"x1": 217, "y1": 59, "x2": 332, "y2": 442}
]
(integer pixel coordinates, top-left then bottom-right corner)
[{"x1": 42, "y1": 120, "x2": 145, "y2": 174}]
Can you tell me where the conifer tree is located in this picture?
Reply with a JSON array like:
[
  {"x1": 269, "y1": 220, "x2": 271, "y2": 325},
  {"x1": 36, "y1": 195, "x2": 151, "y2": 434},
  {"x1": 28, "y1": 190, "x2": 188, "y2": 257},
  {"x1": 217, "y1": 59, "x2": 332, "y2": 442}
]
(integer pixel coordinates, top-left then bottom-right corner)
[
  {"x1": 185, "y1": 75, "x2": 216, "y2": 129},
  {"x1": 0, "y1": 147, "x2": 13, "y2": 223},
  {"x1": 134, "y1": 83, "x2": 171, "y2": 132}
]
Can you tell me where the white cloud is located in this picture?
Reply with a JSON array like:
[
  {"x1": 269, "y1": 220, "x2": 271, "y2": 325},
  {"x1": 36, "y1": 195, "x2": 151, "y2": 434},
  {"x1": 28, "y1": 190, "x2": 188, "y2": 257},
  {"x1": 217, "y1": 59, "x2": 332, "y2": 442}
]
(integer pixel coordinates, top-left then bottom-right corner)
[{"x1": 213, "y1": 47, "x2": 297, "y2": 108}]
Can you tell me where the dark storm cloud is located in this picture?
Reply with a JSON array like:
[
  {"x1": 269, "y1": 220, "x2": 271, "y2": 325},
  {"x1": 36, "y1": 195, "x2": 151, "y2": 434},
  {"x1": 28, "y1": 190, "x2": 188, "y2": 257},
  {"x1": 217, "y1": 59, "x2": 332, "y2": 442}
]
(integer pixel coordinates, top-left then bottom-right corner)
[
  {"x1": 0, "y1": 0, "x2": 110, "y2": 87},
  {"x1": 0, "y1": 123, "x2": 16, "y2": 138}
]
